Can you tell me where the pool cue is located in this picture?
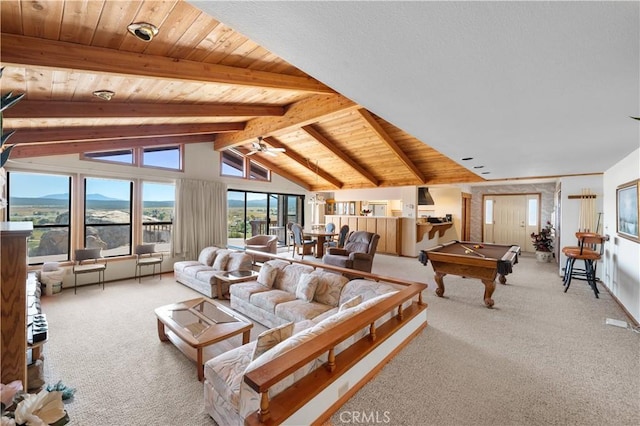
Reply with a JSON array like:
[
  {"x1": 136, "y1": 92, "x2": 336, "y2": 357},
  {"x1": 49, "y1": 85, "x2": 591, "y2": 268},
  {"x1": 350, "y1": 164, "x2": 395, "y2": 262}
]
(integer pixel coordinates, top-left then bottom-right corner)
[{"x1": 459, "y1": 244, "x2": 486, "y2": 258}]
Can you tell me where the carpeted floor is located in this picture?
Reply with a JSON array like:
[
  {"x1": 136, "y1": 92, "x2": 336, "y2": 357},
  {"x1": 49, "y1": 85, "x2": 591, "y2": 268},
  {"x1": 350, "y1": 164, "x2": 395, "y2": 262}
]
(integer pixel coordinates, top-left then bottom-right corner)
[{"x1": 40, "y1": 253, "x2": 639, "y2": 425}]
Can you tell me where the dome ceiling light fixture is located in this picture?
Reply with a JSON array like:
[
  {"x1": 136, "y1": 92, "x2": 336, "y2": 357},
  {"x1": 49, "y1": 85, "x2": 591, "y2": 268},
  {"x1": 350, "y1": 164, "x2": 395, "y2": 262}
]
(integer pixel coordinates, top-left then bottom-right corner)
[
  {"x1": 92, "y1": 90, "x2": 115, "y2": 101},
  {"x1": 127, "y1": 22, "x2": 159, "y2": 42}
]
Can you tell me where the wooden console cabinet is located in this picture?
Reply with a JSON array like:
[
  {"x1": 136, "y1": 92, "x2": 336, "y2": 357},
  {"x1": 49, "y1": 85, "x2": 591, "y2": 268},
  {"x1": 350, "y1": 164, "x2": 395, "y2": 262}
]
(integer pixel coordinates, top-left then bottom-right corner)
[{"x1": 1, "y1": 221, "x2": 33, "y2": 386}]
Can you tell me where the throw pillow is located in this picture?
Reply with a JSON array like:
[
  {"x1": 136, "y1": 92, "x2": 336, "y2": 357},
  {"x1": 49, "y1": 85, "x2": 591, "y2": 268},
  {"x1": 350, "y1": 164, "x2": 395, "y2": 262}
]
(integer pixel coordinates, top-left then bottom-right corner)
[
  {"x1": 339, "y1": 294, "x2": 363, "y2": 312},
  {"x1": 212, "y1": 251, "x2": 230, "y2": 270},
  {"x1": 295, "y1": 273, "x2": 319, "y2": 302},
  {"x1": 251, "y1": 322, "x2": 294, "y2": 360},
  {"x1": 257, "y1": 263, "x2": 278, "y2": 288}
]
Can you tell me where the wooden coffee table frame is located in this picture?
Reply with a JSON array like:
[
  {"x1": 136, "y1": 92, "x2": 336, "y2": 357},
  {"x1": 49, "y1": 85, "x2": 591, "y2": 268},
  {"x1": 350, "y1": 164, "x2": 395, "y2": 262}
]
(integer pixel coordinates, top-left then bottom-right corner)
[{"x1": 155, "y1": 297, "x2": 252, "y2": 381}]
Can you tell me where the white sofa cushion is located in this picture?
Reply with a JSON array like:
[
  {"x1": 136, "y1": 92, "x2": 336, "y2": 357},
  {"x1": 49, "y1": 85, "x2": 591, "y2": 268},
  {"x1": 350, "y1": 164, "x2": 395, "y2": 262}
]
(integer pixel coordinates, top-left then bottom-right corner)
[
  {"x1": 173, "y1": 260, "x2": 201, "y2": 274},
  {"x1": 230, "y1": 282, "x2": 271, "y2": 302},
  {"x1": 213, "y1": 249, "x2": 232, "y2": 270},
  {"x1": 339, "y1": 294, "x2": 362, "y2": 312},
  {"x1": 339, "y1": 279, "x2": 402, "y2": 304},
  {"x1": 252, "y1": 322, "x2": 294, "y2": 360},
  {"x1": 199, "y1": 246, "x2": 221, "y2": 266},
  {"x1": 295, "y1": 273, "x2": 319, "y2": 302},
  {"x1": 274, "y1": 300, "x2": 334, "y2": 324},
  {"x1": 250, "y1": 290, "x2": 297, "y2": 314},
  {"x1": 274, "y1": 264, "x2": 314, "y2": 294},
  {"x1": 227, "y1": 252, "x2": 252, "y2": 271},
  {"x1": 312, "y1": 272, "x2": 349, "y2": 307},
  {"x1": 257, "y1": 262, "x2": 278, "y2": 288}
]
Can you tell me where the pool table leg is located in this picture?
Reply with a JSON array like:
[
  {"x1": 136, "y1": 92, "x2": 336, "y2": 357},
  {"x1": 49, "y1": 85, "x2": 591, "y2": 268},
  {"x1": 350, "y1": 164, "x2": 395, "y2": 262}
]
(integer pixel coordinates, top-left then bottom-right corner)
[
  {"x1": 434, "y1": 272, "x2": 446, "y2": 297},
  {"x1": 481, "y1": 279, "x2": 496, "y2": 308},
  {"x1": 498, "y1": 274, "x2": 507, "y2": 284}
]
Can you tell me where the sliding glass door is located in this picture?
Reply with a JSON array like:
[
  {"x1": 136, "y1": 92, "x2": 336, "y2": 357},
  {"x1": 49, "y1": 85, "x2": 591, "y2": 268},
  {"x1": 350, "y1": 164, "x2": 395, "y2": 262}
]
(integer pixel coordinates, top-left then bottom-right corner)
[{"x1": 227, "y1": 190, "x2": 303, "y2": 249}]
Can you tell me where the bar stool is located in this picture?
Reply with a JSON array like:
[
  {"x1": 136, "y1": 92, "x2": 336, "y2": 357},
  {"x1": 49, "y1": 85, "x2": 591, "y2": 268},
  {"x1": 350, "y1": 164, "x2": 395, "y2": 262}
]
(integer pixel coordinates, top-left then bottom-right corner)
[
  {"x1": 561, "y1": 232, "x2": 600, "y2": 286},
  {"x1": 563, "y1": 234, "x2": 607, "y2": 298}
]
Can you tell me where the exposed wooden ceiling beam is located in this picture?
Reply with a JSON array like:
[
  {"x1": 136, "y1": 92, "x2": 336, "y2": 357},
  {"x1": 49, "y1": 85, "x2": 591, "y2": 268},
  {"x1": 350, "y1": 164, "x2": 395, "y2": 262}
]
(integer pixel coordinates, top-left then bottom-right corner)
[
  {"x1": 263, "y1": 137, "x2": 343, "y2": 189},
  {"x1": 301, "y1": 124, "x2": 380, "y2": 187},
  {"x1": 9, "y1": 134, "x2": 212, "y2": 159},
  {"x1": 6, "y1": 123, "x2": 239, "y2": 144},
  {"x1": 0, "y1": 33, "x2": 334, "y2": 93},
  {"x1": 5, "y1": 100, "x2": 286, "y2": 118},
  {"x1": 214, "y1": 94, "x2": 359, "y2": 150},
  {"x1": 236, "y1": 147, "x2": 311, "y2": 190},
  {"x1": 357, "y1": 108, "x2": 427, "y2": 184}
]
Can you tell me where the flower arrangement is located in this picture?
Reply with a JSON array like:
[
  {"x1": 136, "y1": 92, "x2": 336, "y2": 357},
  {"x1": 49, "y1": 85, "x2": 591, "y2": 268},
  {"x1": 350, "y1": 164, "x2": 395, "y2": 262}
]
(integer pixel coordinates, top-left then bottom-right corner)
[
  {"x1": 361, "y1": 209, "x2": 371, "y2": 216},
  {"x1": 1, "y1": 380, "x2": 74, "y2": 426},
  {"x1": 531, "y1": 222, "x2": 554, "y2": 252}
]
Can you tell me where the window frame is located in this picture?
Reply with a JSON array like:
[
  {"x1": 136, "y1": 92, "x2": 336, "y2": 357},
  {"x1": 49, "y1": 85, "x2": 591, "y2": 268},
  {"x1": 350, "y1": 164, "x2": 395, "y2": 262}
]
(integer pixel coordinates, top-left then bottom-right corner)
[
  {"x1": 83, "y1": 177, "x2": 134, "y2": 257},
  {"x1": 221, "y1": 149, "x2": 272, "y2": 182},
  {"x1": 81, "y1": 144, "x2": 183, "y2": 172},
  {"x1": 6, "y1": 171, "x2": 72, "y2": 266},
  {"x1": 141, "y1": 181, "x2": 175, "y2": 252}
]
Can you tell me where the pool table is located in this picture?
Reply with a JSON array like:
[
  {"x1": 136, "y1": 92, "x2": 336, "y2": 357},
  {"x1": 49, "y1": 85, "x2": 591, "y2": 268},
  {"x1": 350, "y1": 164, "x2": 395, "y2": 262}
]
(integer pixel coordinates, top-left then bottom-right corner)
[{"x1": 420, "y1": 241, "x2": 520, "y2": 308}]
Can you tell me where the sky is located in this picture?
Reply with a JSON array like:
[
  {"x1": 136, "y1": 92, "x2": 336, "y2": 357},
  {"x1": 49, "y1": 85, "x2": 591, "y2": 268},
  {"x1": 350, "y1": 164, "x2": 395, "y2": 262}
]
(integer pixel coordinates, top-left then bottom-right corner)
[{"x1": 9, "y1": 172, "x2": 175, "y2": 201}]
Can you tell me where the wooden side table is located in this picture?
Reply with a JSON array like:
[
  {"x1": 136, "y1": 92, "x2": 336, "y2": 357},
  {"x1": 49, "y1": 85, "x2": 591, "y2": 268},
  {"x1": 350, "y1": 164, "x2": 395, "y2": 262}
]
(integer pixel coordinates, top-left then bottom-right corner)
[{"x1": 214, "y1": 270, "x2": 259, "y2": 299}]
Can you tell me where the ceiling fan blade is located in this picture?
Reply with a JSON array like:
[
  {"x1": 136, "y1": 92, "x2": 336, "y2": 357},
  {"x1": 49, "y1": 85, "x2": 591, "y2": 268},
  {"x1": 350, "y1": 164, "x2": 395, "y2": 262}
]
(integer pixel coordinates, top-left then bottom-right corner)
[
  {"x1": 271, "y1": 148, "x2": 286, "y2": 152},
  {"x1": 265, "y1": 150, "x2": 277, "y2": 157},
  {"x1": 246, "y1": 151, "x2": 258, "y2": 156}
]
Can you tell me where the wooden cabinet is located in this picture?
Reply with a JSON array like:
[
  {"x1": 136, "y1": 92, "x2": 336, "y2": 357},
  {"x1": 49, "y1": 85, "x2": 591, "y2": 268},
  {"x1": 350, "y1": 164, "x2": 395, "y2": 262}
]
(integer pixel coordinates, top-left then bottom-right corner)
[
  {"x1": 1, "y1": 222, "x2": 33, "y2": 386},
  {"x1": 324, "y1": 215, "x2": 402, "y2": 255}
]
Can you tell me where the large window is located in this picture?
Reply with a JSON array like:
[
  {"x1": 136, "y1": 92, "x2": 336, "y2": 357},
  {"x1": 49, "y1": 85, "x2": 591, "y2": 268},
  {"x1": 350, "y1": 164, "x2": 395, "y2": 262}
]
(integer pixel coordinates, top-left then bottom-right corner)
[
  {"x1": 142, "y1": 182, "x2": 175, "y2": 252},
  {"x1": 84, "y1": 177, "x2": 133, "y2": 257},
  {"x1": 7, "y1": 172, "x2": 71, "y2": 265},
  {"x1": 227, "y1": 190, "x2": 303, "y2": 248}
]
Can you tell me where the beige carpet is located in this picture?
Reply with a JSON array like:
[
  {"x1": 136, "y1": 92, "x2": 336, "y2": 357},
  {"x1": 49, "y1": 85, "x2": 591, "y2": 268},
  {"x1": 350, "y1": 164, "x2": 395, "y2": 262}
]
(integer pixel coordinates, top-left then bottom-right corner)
[{"x1": 40, "y1": 253, "x2": 639, "y2": 425}]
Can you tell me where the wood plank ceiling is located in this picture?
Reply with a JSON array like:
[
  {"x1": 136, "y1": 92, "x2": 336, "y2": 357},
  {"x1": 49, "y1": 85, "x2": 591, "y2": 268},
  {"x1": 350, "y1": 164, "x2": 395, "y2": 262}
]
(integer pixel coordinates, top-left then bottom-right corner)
[{"x1": 0, "y1": 0, "x2": 483, "y2": 191}]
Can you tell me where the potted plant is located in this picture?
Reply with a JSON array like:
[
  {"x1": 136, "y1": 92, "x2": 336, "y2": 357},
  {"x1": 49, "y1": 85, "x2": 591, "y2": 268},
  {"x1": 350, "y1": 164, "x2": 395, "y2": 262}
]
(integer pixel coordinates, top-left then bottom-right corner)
[{"x1": 531, "y1": 221, "x2": 554, "y2": 262}]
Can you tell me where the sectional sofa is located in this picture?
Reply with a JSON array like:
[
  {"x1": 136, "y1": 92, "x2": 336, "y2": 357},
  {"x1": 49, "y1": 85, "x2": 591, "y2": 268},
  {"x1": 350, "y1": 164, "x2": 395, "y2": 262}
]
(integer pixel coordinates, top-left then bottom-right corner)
[{"x1": 203, "y1": 258, "x2": 428, "y2": 425}]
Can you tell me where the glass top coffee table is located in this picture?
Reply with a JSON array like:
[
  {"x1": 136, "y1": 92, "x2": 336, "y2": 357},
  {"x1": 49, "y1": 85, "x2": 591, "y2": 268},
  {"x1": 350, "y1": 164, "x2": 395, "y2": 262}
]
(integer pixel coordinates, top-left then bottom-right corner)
[
  {"x1": 155, "y1": 297, "x2": 253, "y2": 381},
  {"x1": 214, "y1": 269, "x2": 259, "y2": 299}
]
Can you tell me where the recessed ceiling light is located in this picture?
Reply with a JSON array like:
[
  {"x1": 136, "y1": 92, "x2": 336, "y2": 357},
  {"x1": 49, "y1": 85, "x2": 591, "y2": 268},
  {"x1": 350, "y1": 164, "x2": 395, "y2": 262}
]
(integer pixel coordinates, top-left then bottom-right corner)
[
  {"x1": 461, "y1": 157, "x2": 473, "y2": 161},
  {"x1": 474, "y1": 165, "x2": 485, "y2": 169},
  {"x1": 127, "y1": 22, "x2": 159, "y2": 42},
  {"x1": 481, "y1": 171, "x2": 491, "y2": 175},
  {"x1": 93, "y1": 90, "x2": 115, "y2": 101}
]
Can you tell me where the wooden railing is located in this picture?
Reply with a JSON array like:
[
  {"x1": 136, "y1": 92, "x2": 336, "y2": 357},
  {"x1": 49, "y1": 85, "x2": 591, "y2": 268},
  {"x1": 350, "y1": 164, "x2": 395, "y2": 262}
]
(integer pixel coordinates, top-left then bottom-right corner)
[{"x1": 241, "y1": 250, "x2": 428, "y2": 425}]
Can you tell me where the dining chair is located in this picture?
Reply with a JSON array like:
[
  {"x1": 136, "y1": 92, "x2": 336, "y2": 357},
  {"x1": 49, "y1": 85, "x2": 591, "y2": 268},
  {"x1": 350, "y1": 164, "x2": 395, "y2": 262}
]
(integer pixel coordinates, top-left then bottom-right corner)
[
  {"x1": 324, "y1": 225, "x2": 349, "y2": 250},
  {"x1": 291, "y1": 223, "x2": 315, "y2": 259},
  {"x1": 134, "y1": 243, "x2": 163, "y2": 282},
  {"x1": 73, "y1": 248, "x2": 107, "y2": 294}
]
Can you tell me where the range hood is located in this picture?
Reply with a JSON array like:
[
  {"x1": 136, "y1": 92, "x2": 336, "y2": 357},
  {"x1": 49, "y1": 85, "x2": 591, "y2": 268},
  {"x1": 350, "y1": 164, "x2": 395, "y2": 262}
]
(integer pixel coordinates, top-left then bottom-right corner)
[{"x1": 418, "y1": 187, "x2": 435, "y2": 205}]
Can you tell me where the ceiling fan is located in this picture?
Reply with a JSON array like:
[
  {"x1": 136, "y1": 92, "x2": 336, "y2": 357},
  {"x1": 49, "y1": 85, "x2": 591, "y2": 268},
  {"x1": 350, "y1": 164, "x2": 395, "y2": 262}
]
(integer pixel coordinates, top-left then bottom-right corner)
[{"x1": 246, "y1": 137, "x2": 286, "y2": 157}]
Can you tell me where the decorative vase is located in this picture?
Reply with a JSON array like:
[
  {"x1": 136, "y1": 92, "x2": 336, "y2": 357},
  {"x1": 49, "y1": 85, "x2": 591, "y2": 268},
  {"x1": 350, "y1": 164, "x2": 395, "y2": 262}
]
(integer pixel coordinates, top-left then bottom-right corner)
[{"x1": 535, "y1": 251, "x2": 553, "y2": 263}]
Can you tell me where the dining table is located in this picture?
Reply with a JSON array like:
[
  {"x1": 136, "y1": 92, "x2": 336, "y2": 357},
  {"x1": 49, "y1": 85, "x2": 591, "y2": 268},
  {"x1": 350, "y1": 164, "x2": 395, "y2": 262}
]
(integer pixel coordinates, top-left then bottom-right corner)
[{"x1": 302, "y1": 230, "x2": 338, "y2": 258}]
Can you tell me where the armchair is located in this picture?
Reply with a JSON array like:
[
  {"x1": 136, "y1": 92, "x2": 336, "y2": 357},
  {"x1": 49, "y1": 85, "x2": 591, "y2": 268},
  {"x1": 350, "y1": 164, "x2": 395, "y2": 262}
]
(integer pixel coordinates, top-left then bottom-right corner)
[
  {"x1": 322, "y1": 231, "x2": 380, "y2": 273},
  {"x1": 244, "y1": 234, "x2": 278, "y2": 263}
]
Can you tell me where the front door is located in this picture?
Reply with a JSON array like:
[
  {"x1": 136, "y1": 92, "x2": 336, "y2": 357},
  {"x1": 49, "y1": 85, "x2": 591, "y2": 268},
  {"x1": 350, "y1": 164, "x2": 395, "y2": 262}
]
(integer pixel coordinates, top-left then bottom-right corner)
[{"x1": 483, "y1": 194, "x2": 540, "y2": 252}]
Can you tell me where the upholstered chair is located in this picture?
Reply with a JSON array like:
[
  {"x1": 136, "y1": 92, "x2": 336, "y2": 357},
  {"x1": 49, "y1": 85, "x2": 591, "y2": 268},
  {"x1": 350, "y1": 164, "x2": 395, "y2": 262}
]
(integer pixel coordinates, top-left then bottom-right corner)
[
  {"x1": 322, "y1": 231, "x2": 380, "y2": 273},
  {"x1": 244, "y1": 234, "x2": 278, "y2": 263}
]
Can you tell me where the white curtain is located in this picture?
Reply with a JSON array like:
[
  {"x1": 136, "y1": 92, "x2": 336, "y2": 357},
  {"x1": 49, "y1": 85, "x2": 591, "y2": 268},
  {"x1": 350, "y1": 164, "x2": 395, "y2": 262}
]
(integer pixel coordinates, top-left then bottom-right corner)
[{"x1": 172, "y1": 179, "x2": 227, "y2": 259}]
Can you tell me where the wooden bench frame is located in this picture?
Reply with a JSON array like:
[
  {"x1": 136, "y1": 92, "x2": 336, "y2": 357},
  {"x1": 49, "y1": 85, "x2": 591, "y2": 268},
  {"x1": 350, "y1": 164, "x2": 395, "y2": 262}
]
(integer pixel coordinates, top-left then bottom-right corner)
[{"x1": 240, "y1": 251, "x2": 428, "y2": 425}]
